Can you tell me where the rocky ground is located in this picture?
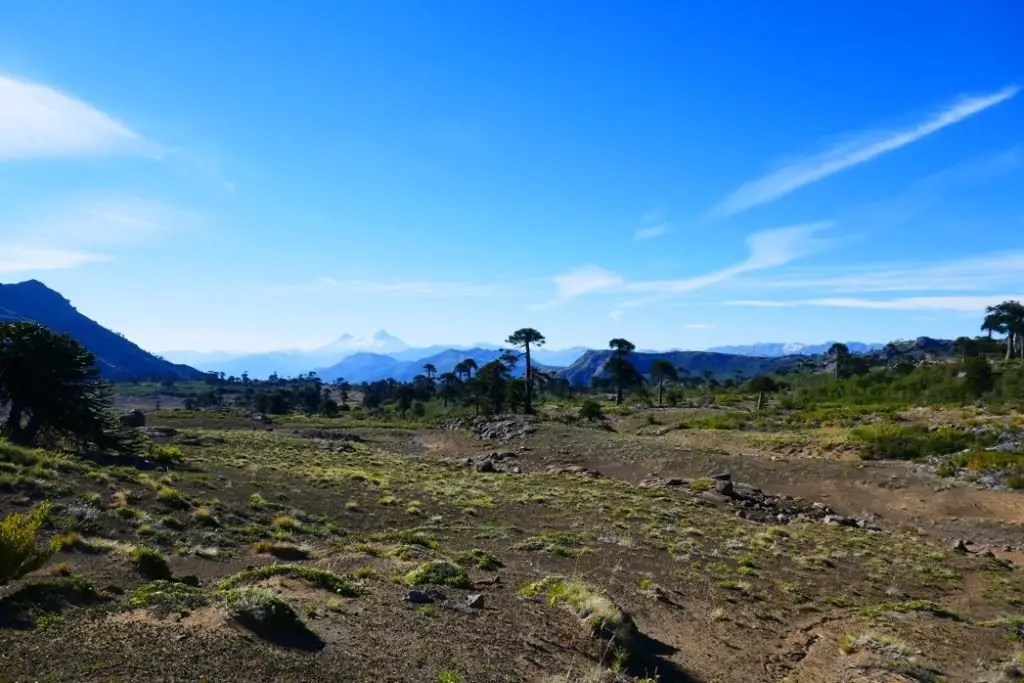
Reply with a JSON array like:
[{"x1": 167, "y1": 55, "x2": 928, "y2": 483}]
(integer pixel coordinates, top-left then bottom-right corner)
[{"x1": 2, "y1": 406, "x2": 1024, "y2": 682}]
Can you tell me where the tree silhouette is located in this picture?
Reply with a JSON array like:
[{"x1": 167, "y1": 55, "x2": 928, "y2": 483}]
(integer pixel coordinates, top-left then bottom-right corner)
[
  {"x1": 606, "y1": 338, "x2": 639, "y2": 404},
  {"x1": 506, "y1": 328, "x2": 546, "y2": 414},
  {"x1": 422, "y1": 363, "x2": 437, "y2": 379},
  {"x1": 827, "y1": 342, "x2": 850, "y2": 381},
  {"x1": 649, "y1": 360, "x2": 678, "y2": 407},
  {"x1": 0, "y1": 322, "x2": 139, "y2": 453}
]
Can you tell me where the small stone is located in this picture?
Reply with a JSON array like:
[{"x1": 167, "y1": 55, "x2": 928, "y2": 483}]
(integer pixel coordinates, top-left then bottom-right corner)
[
  {"x1": 511, "y1": 466, "x2": 521, "y2": 474},
  {"x1": 467, "y1": 594, "x2": 484, "y2": 609},
  {"x1": 179, "y1": 575, "x2": 201, "y2": 587},
  {"x1": 823, "y1": 515, "x2": 847, "y2": 526},
  {"x1": 665, "y1": 478, "x2": 684, "y2": 486},
  {"x1": 476, "y1": 459, "x2": 496, "y2": 473},
  {"x1": 710, "y1": 471, "x2": 731, "y2": 481},
  {"x1": 952, "y1": 539, "x2": 969, "y2": 553}
]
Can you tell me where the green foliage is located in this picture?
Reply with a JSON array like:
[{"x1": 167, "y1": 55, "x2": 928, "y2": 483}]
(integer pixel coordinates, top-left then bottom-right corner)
[
  {"x1": 963, "y1": 356, "x2": 995, "y2": 397},
  {"x1": 0, "y1": 502, "x2": 53, "y2": 585},
  {"x1": 129, "y1": 580, "x2": 209, "y2": 614},
  {"x1": 512, "y1": 532, "x2": 591, "y2": 556},
  {"x1": 403, "y1": 561, "x2": 471, "y2": 588},
  {"x1": 151, "y1": 444, "x2": 185, "y2": 465},
  {"x1": 0, "y1": 322, "x2": 140, "y2": 453},
  {"x1": 852, "y1": 424, "x2": 987, "y2": 461},
  {"x1": 578, "y1": 399, "x2": 605, "y2": 421},
  {"x1": 131, "y1": 546, "x2": 172, "y2": 580},
  {"x1": 437, "y1": 671, "x2": 464, "y2": 683},
  {"x1": 453, "y1": 549, "x2": 503, "y2": 570}
]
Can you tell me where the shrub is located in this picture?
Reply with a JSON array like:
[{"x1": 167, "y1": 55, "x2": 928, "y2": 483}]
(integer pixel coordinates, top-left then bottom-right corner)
[
  {"x1": 403, "y1": 561, "x2": 471, "y2": 589},
  {"x1": 222, "y1": 586, "x2": 306, "y2": 632},
  {"x1": 131, "y1": 546, "x2": 172, "y2": 580},
  {"x1": 853, "y1": 424, "x2": 981, "y2": 461},
  {"x1": 579, "y1": 400, "x2": 605, "y2": 421},
  {"x1": 152, "y1": 445, "x2": 184, "y2": 466},
  {"x1": 454, "y1": 549, "x2": 503, "y2": 571},
  {"x1": 0, "y1": 502, "x2": 53, "y2": 585}
]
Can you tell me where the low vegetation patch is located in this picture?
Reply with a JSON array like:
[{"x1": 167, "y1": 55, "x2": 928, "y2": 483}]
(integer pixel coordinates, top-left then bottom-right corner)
[
  {"x1": 218, "y1": 564, "x2": 365, "y2": 596},
  {"x1": 852, "y1": 423, "x2": 989, "y2": 461},
  {"x1": 252, "y1": 541, "x2": 312, "y2": 560},
  {"x1": 129, "y1": 580, "x2": 209, "y2": 615},
  {"x1": 453, "y1": 549, "x2": 503, "y2": 570},
  {"x1": 519, "y1": 576, "x2": 635, "y2": 643},
  {"x1": 222, "y1": 586, "x2": 321, "y2": 647},
  {"x1": 0, "y1": 575, "x2": 105, "y2": 628},
  {"x1": 511, "y1": 532, "x2": 592, "y2": 556},
  {"x1": 403, "y1": 561, "x2": 471, "y2": 589}
]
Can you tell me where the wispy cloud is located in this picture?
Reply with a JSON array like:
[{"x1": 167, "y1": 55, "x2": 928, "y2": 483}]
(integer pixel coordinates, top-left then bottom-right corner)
[
  {"x1": 738, "y1": 250, "x2": 1024, "y2": 295},
  {"x1": 726, "y1": 295, "x2": 1024, "y2": 314},
  {"x1": 634, "y1": 208, "x2": 671, "y2": 240},
  {"x1": 530, "y1": 266, "x2": 624, "y2": 310},
  {"x1": 0, "y1": 74, "x2": 153, "y2": 160},
  {"x1": 635, "y1": 224, "x2": 670, "y2": 240},
  {"x1": 710, "y1": 85, "x2": 1021, "y2": 218},
  {"x1": 0, "y1": 195, "x2": 197, "y2": 274},
  {"x1": 609, "y1": 309, "x2": 623, "y2": 321},
  {"x1": 685, "y1": 323, "x2": 716, "y2": 330},
  {"x1": 533, "y1": 221, "x2": 834, "y2": 309},
  {"x1": 0, "y1": 246, "x2": 107, "y2": 275}
]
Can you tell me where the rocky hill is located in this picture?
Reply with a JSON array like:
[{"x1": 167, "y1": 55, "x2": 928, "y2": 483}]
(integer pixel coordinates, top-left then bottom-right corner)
[
  {"x1": 0, "y1": 280, "x2": 202, "y2": 381},
  {"x1": 317, "y1": 347, "x2": 559, "y2": 383},
  {"x1": 560, "y1": 349, "x2": 805, "y2": 387}
]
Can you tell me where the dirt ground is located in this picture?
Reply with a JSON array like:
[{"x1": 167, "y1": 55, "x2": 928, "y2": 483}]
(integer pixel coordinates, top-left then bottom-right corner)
[{"x1": 2, "y1": 407, "x2": 1024, "y2": 682}]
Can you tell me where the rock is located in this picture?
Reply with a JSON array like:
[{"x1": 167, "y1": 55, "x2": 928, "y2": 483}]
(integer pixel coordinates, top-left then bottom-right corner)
[
  {"x1": 179, "y1": 575, "x2": 201, "y2": 587},
  {"x1": 476, "y1": 460, "x2": 496, "y2": 473},
  {"x1": 511, "y1": 466, "x2": 521, "y2": 474},
  {"x1": 467, "y1": 594, "x2": 484, "y2": 609},
  {"x1": 980, "y1": 550, "x2": 995, "y2": 558},
  {"x1": 952, "y1": 539, "x2": 969, "y2": 553},
  {"x1": 665, "y1": 478, "x2": 685, "y2": 486},
  {"x1": 715, "y1": 479, "x2": 735, "y2": 496},
  {"x1": 405, "y1": 589, "x2": 441, "y2": 604},
  {"x1": 823, "y1": 515, "x2": 848, "y2": 526},
  {"x1": 710, "y1": 471, "x2": 731, "y2": 481}
]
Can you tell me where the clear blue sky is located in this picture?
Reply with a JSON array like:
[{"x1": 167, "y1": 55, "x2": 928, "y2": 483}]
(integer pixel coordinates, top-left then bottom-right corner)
[{"x1": 1, "y1": 1, "x2": 1021, "y2": 353}]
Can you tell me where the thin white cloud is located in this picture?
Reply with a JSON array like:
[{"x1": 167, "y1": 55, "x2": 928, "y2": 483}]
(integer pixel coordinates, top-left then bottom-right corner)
[
  {"x1": 0, "y1": 245, "x2": 107, "y2": 275},
  {"x1": 530, "y1": 266, "x2": 624, "y2": 310},
  {"x1": 710, "y1": 85, "x2": 1021, "y2": 218},
  {"x1": 739, "y1": 250, "x2": 1024, "y2": 295},
  {"x1": 685, "y1": 323, "x2": 716, "y2": 330},
  {"x1": 609, "y1": 309, "x2": 623, "y2": 321},
  {"x1": 726, "y1": 295, "x2": 1024, "y2": 314},
  {"x1": 533, "y1": 221, "x2": 833, "y2": 310},
  {"x1": 0, "y1": 74, "x2": 150, "y2": 160},
  {"x1": 0, "y1": 195, "x2": 197, "y2": 274},
  {"x1": 635, "y1": 223, "x2": 670, "y2": 240},
  {"x1": 618, "y1": 221, "x2": 834, "y2": 307}
]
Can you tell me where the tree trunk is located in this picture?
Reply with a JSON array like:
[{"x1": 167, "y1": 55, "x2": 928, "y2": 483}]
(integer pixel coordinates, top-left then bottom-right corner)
[
  {"x1": 1007, "y1": 333, "x2": 1014, "y2": 361},
  {"x1": 524, "y1": 345, "x2": 533, "y2": 414},
  {"x1": 756, "y1": 392, "x2": 763, "y2": 414},
  {"x1": 658, "y1": 380, "x2": 664, "y2": 407},
  {"x1": 3, "y1": 403, "x2": 24, "y2": 442},
  {"x1": 616, "y1": 384, "x2": 623, "y2": 405}
]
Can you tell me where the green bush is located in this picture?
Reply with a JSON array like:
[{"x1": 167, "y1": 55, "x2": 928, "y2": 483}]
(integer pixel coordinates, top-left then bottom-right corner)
[
  {"x1": 131, "y1": 546, "x2": 172, "y2": 580},
  {"x1": 403, "y1": 561, "x2": 471, "y2": 588},
  {"x1": 853, "y1": 424, "x2": 983, "y2": 461},
  {"x1": 578, "y1": 400, "x2": 605, "y2": 421},
  {"x1": 0, "y1": 502, "x2": 53, "y2": 585}
]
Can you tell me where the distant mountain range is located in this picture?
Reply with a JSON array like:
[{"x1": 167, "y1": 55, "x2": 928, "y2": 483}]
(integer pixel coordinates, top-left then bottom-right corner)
[
  {"x1": 0, "y1": 280, "x2": 202, "y2": 381},
  {"x1": 160, "y1": 334, "x2": 590, "y2": 380},
  {"x1": 6, "y1": 278, "x2": 951, "y2": 388},
  {"x1": 706, "y1": 341, "x2": 885, "y2": 357},
  {"x1": 561, "y1": 349, "x2": 806, "y2": 387}
]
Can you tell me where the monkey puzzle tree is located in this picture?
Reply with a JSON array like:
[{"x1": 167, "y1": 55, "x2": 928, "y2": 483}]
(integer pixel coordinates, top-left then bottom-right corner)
[
  {"x1": 506, "y1": 328, "x2": 546, "y2": 414},
  {"x1": 827, "y1": 342, "x2": 850, "y2": 381},
  {"x1": 605, "y1": 338, "x2": 639, "y2": 404},
  {"x1": 649, "y1": 360, "x2": 678, "y2": 407},
  {"x1": 422, "y1": 363, "x2": 437, "y2": 379},
  {"x1": 0, "y1": 322, "x2": 138, "y2": 453}
]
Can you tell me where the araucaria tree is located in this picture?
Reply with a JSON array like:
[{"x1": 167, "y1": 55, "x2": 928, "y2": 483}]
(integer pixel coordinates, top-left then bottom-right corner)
[
  {"x1": 606, "y1": 338, "x2": 639, "y2": 404},
  {"x1": 982, "y1": 301, "x2": 1024, "y2": 360},
  {"x1": 0, "y1": 322, "x2": 139, "y2": 453},
  {"x1": 506, "y1": 328, "x2": 546, "y2": 414},
  {"x1": 827, "y1": 342, "x2": 850, "y2": 381},
  {"x1": 649, "y1": 360, "x2": 677, "y2": 407}
]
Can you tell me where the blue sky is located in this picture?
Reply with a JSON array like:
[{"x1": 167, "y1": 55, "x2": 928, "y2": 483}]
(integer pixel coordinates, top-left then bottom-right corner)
[{"x1": 1, "y1": 1, "x2": 1022, "y2": 353}]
